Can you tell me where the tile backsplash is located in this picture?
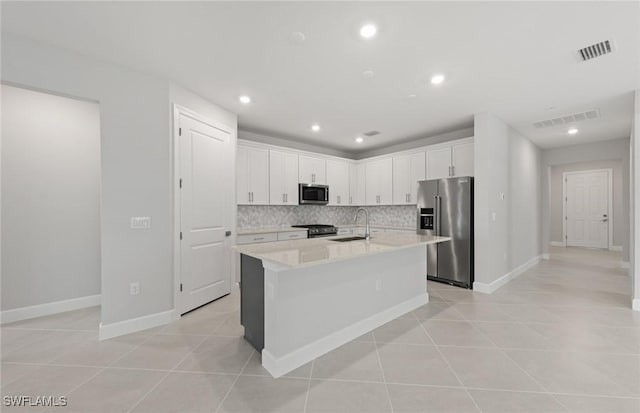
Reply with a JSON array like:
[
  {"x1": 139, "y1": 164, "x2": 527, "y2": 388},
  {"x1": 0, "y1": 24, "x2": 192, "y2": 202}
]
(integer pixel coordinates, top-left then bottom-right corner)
[{"x1": 237, "y1": 205, "x2": 416, "y2": 229}]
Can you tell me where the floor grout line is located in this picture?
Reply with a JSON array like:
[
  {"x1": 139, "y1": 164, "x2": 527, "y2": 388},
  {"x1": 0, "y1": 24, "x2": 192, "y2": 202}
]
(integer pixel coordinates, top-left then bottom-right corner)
[
  {"x1": 418, "y1": 313, "x2": 485, "y2": 413},
  {"x1": 124, "y1": 332, "x2": 209, "y2": 413},
  {"x1": 372, "y1": 330, "x2": 395, "y2": 413},
  {"x1": 302, "y1": 359, "x2": 315, "y2": 413},
  {"x1": 214, "y1": 348, "x2": 256, "y2": 413}
]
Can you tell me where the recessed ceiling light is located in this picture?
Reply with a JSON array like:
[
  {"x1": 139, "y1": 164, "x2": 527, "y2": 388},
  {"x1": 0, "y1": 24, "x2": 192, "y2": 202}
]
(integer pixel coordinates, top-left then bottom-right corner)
[
  {"x1": 430, "y1": 74, "x2": 445, "y2": 85},
  {"x1": 362, "y1": 70, "x2": 375, "y2": 79},
  {"x1": 568, "y1": 128, "x2": 579, "y2": 135},
  {"x1": 290, "y1": 32, "x2": 306, "y2": 43},
  {"x1": 355, "y1": 137, "x2": 364, "y2": 143},
  {"x1": 239, "y1": 95, "x2": 251, "y2": 104},
  {"x1": 360, "y1": 24, "x2": 377, "y2": 39},
  {"x1": 407, "y1": 94, "x2": 417, "y2": 99},
  {"x1": 311, "y1": 124, "x2": 321, "y2": 132}
]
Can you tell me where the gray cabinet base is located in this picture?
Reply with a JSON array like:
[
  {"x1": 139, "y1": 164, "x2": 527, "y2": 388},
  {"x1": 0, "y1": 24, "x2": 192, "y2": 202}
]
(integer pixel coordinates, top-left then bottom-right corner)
[{"x1": 240, "y1": 254, "x2": 264, "y2": 352}]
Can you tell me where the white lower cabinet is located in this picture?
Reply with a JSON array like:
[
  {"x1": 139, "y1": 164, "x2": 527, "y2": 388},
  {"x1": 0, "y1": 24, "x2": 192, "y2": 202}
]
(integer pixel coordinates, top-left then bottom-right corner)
[
  {"x1": 236, "y1": 232, "x2": 279, "y2": 245},
  {"x1": 277, "y1": 231, "x2": 307, "y2": 241}
]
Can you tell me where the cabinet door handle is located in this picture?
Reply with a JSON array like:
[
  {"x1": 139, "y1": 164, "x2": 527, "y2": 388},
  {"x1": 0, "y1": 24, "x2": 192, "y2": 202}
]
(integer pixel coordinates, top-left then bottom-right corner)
[
  {"x1": 452, "y1": 165, "x2": 455, "y2": 176},
  {"x1": 285, "y1": 193, "x2": 288, "y2": 203},
  {"x1": 337, "y1": 195, "x2": 340, "y2": 204},
  {"x1": 283, "y1": 193, "x2": 285, "y2": 203},
  {"x1": 248, "y1": 192, "x2": 251, "y2": 203},
  {"x1": 408, "y1": 193, "x2": 411, "y2": 203}
]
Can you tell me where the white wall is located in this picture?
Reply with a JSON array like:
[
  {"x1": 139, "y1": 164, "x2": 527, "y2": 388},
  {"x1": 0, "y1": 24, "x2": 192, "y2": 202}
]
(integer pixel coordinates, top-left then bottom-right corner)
[
  {"x1": 549, "y1": 160, "x2": 624, "y2": 247},
  {"x1": 2, "y1": 34, "x2": 172, "y2": 326},
  {"x1": 632, "y1": 90, "x2": 639, "y2": 310},
  {"x1": 474, "y1": 113, "x2": 542, "y2": 291},
  {"x1": 1, "y1": 85, "x2": 101, "y2": 310},
  {"x1": 541, "y1": 138, "x2": 630, "y2": 261}
]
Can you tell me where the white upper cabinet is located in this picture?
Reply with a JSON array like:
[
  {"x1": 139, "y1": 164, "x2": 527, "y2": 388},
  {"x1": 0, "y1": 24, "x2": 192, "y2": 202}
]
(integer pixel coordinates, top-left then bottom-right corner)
[
  {"x1": 237, "y1": 145, "x2": 269, "y2": 204},
  {"x1": 365, "y1": 158, "x2": 393, "y2": 205},
  {"x1": 393, "y1": 152, "x2": 426, "y2": 205},
  {"x1": 299, "y1": 155, "x2": 326, "y2": 184},
  {"x1": 426, "y1": 139, "x2": 474, "y2": 179},
  {"x1": 269, "y1": 150, "x2": 298, "y2": 205},
  {"x1": 451, "y1": 141, "x2": 474, "y2": 177},
  {"x1": 426, "y1": 146, "x2": 453, "y2": 180},
  {"x1": 326, "y1": 159, "x2": 349, "y2": 206},
  {"x1": 349, "y1": 162, "x2": 365, "y2": 205}
]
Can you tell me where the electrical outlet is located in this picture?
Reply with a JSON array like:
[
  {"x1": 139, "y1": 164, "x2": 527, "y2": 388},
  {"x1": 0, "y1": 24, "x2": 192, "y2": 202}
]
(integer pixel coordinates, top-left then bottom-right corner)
[
  {"x1": 491, "y1": 212, "x2": 497, "y2": 221},
  {"x1": 130, "y1": 282, "x2": 140, "y2": 296},
  {"x1": 376, "y1": 280, "x2": 382, "y2": 291},
  {"x1": 130, "y1": 217, "x2": 151, "y2": 229}
]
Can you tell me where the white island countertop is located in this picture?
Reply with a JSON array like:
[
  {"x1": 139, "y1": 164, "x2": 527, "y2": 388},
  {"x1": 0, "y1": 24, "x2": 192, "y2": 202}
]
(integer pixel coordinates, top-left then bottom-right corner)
[{"x1": 233, "y1": 232, "x2": 450, "y2": 270}]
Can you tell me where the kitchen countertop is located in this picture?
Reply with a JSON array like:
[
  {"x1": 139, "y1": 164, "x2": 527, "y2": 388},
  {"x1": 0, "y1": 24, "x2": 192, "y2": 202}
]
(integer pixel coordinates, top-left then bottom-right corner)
[
  {"x1": 233, "y1": 232, "x2": 450, "y2": 269},
  {"x1": 337, "y1": 224, "x2": 416, "y2": 231}
]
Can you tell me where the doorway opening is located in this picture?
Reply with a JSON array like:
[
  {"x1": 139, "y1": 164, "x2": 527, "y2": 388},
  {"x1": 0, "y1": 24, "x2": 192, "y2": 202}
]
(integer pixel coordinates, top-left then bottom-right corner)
[{"x1": 1, "y1": 84, "x2": 102, "y2": 326}]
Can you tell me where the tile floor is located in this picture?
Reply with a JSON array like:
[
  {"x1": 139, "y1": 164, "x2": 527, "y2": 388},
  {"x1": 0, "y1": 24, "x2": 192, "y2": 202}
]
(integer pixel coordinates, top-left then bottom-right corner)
[{"x1": 2, "y1": 247, "x2": 639, "y2": 412}]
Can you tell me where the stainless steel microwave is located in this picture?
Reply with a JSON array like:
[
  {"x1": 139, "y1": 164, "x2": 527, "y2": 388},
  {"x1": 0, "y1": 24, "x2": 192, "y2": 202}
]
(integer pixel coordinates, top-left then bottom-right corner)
[{"x1": 299, "y1": 184, "x2": 329, "y2": 205}]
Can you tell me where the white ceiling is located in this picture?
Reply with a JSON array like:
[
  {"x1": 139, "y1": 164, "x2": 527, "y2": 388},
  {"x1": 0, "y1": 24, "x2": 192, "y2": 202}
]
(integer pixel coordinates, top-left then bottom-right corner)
[{"x1": 2, "y1": 1, "x2": 638, "y2": 152}]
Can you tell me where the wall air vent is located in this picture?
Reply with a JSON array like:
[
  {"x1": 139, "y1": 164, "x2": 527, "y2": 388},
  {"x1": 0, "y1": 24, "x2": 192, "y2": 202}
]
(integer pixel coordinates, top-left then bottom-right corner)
[
  {"x1": 532, "y1": 109, "x2": 600, "y2": 129},
  {"x1": 577, "y1": 40, "x2": 614, "y2": 61},
  {"x1": 363, "y1": 130, "x2": 380, "y2": 137}
]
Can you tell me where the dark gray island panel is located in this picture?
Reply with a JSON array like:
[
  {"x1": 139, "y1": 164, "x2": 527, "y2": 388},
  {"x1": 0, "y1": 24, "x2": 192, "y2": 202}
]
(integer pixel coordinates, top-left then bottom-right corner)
[{"x1": 240, "y1": 253, "x2": 264, "y2": 351}]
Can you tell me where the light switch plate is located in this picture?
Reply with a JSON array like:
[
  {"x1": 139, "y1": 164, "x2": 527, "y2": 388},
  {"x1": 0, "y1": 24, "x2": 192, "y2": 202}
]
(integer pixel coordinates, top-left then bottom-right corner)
[{"x1": 130, "y1": 217, "x2": 151, "y2": 229}]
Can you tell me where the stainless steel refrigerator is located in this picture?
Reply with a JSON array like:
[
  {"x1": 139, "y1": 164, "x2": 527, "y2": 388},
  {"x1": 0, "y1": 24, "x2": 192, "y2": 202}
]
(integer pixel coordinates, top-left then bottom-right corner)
[{"x1": 417, "y1": 177, "x2": 474, "y2": 288}]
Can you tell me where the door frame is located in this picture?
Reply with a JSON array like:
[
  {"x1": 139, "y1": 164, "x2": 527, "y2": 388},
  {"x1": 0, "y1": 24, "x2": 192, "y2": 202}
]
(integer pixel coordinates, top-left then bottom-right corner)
[
  {"x1": 172, "y1": 104, "x2": 234, "y2": 319},
  {"x1": 562, "y1": 168, "x2": 613, "y2": 249}
]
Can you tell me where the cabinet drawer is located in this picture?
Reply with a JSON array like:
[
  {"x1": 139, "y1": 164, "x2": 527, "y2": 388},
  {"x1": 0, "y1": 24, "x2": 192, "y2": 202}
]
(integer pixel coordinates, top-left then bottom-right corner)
[
  {"x1": 236, "y1": 232, "x2": 278, "y2": 245},
  {"x1": 277, "y1": 231, "x2": 307, "y2": 241}
]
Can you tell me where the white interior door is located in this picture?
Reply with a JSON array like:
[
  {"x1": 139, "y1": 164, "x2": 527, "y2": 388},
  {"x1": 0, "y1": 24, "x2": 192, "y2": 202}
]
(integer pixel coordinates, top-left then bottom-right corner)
[
  {"x1": 565, "y1": 170, "x2": 609, "y2": 249},
  {"x1": 179, "y1": 112, "x2": 233, "y2": 314}
]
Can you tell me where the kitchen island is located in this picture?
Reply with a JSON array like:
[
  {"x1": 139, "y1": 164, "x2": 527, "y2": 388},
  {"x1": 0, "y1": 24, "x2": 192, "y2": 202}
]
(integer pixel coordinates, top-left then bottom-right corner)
[{"x1": 233, "y1": 232, "x2": 451, "y2": 378}]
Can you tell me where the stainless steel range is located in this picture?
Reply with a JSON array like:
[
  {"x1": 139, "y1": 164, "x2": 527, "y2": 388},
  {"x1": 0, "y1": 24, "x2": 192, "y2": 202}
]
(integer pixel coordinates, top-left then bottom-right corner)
[{"x1": 291, "y1": 224, "x2": 337, "y2": 238}]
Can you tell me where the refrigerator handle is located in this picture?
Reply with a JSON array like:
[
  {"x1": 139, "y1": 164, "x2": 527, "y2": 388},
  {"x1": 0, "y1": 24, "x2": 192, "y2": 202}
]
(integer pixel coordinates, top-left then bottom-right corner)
[{"x1": 434, "y1": 195, "x2": 441, "y2": 236}]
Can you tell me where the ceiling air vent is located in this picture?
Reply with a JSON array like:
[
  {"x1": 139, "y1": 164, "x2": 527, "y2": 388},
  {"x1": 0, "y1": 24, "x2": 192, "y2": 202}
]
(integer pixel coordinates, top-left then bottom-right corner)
[
  {"x1": 363, "y1": 130, "x2": 380, "y2": 137},
  {"x1": 578, "y1": 40, "x2": 614, "y2": 61},
  {"x1": 532, "y1": 109, "x2": 600, "y2": 129}
]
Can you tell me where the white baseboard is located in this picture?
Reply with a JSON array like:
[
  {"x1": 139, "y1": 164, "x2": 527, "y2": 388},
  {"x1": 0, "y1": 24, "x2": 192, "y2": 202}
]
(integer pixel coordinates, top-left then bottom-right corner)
[
  {"x1": 542, "y1": 253, "x2": 550, "y2": 260},
  {"x1": 633, "y1": 299, "x2": 640, "y2": 312},
  {"x1": 262, "y1": 293, "x2": 429, "y2": 378},
  {"x1": 99, "y1": 309, "x2": 173, "y2": 341},
  {"x1": 550, "y1": 241, "x2": 565, "y2": 247},
  {"x1": 1, "y1": 294, "x2": 101, "y2": 325},
  {"x1": 621, "y1": 261, "x2": 630, "y2": 269},
  {"x1": 610, "y1": 245, "x2": 623, "y2": 252},
  {"x1": 474, "y1": 255, "x2": 542, "y2": 294}
]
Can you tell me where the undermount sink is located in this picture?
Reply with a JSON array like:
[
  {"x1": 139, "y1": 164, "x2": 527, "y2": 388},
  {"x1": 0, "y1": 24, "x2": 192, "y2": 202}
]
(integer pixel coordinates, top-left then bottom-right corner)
[{"x1": 330, "y1": 236, "x2": 367, "y2": 242}]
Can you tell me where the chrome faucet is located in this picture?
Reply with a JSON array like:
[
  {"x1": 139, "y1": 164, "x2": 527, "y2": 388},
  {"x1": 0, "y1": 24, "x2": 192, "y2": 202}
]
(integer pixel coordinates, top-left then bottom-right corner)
[{"x1": 354, "y1": 207, "x2": 370, "y2": 240}]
